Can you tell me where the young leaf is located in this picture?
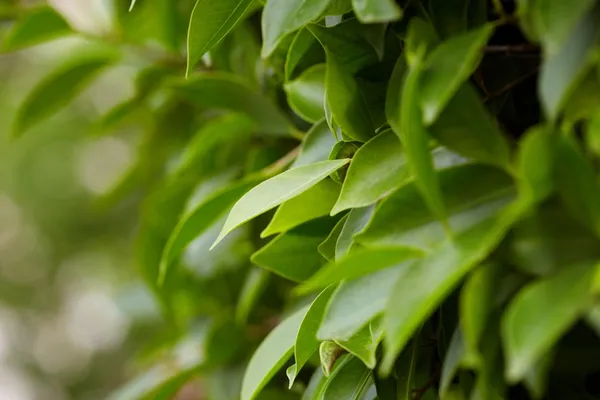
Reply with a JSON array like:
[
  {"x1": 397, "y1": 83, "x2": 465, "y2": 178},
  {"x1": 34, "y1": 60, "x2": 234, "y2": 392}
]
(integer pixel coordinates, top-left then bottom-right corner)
[
  {"x1": 13, "y1": 53, "x2": 116, "y2": 137},
  {"x1": 287, "y1": 286, "x2": 337, "y2": 387},
  {"x1": 2, "y1": 6, "x2": 72, "y2": 51},
  {"x1": 381, "y1": 202, "x2": 522, "y2": 374},
  {"x1": 241, "y1": 307, "x2": 308, "y2": 400},
  {"x1": 539, "y1": 3, "x2": 600, "y2": 119},
  {"x1": 335, "y1": 205, "x2": 375, "y2": 259},
  {"x1": 159, "y1": 178, "x2": 260, "y2": 284},
  {"x1": 318, "y1": 265, "x2": 405, "y2": 340},
  {"x1": 213, "y1": 159, "x2": 349, "y2": 247},
  {"x1": 351, "y1": 0, "x2": 402, "y2": 23},
  {"x1": 322, "y1": 356, "x2": 373, "y2": 400},
  {"x1": 292, "y1": 120, "x2": 338, "y2": 169},
  {"x1": 335, "y1": 320, "x2": 383, "y2": 368},
  {"x1": 251, "y1": 218, "x2": 335, "y2": 282},
  {"x1": 284, "y1": 64, "x2": 326, "y2": 123},
  {"x1": 325, "y1": 52, "x2": 374, "y2": 142},
  {"x1": 502, "y1": 261, "x2": 596, "y2": 382},
  {"x1": 358, "y1": 164, "x2": 514, "y2": 251},
  {"x1": 318, "y1": 214, "x2": 349, "y2": 262},
  {"x1": 398, "y1": 46, "x2": 446, "y2": 223},
  {"x1": 420, "y1": 24, "x2": 494, "y2": 125},
  {"x1": 430, "y1": 83, "x2": 512, "y2": 171},
  {"x1": 296, "y1": 247, "x2": 422, "y2": 295},
  {"x1": 262, "y1": 179, "x2": 340, "y2": 237},
  {"x1": 187, "y1": 0, "x2": 254, "y2": 75},
  {"x1": 262, "y1": 0, "x2": 332, "y2": 58}
]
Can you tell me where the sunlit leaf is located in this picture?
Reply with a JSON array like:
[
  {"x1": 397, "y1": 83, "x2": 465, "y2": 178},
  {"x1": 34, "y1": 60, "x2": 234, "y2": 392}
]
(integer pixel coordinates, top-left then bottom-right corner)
[
  {"x1": 285, "y1": 64, "x2": 327, "y2": 123},
  {"x1": 351, "y1": 0, "x2": 402, "y2": 23},
  {"x1": 2, "y1": 6, "x2": 71, "y2": 51}
]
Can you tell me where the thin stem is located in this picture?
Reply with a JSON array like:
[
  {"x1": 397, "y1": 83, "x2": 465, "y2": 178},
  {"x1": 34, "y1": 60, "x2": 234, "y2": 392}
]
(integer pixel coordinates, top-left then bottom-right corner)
[{"x1": 260, "y1": 146, "x2": 300, "y2": 177}]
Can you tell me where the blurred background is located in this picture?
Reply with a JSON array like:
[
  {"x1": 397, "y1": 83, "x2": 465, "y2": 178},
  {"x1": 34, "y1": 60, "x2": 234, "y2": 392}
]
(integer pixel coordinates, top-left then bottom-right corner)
[{"x1": 0, "y1": 0, "x2": 176, "y2": 398}]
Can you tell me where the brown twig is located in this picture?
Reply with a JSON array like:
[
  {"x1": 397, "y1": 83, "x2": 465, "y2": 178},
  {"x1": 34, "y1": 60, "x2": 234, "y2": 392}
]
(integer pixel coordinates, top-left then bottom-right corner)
[
  {"x1": 260, "y1": 146, "x2": 300, "y2": 177},
  {"x1": 484, "y1": 44, "x2": 540, "y2": 54},
  {"x1": 484, "y1": 67, "x2": 540, "y2": 103}
]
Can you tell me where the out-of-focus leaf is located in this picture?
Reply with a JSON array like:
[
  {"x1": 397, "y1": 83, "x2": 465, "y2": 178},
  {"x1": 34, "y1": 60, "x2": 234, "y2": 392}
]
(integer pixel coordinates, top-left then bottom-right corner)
[
  {"x1": 430, "y1": 83, "x2": 512, "y2": 171},
  {"x1": 285, "y1": 63, "x2": 326, "y2": 123},
  {"x1": 292, "y1": 120, "x2": 338, "y2": 168},
  {"x1": 523, "y1": 352, "x2": 554, "y2": 400},
  {"x1": 439, "y1": 328, "x2": 465, "y2": 398},
  {"x1": 516, "y1": 126, "x2": 555, "y2": 205},
  {"x1": 296, "y1": 247, "x2": 422, "y2": 294},
  {"x1": 287, "y1": 286, "x2": 337, "y2": 386},
  {"x1": 395, "y1": 334, "x2": 420, "y2": 400},
  {"x1": 325, "y1": 52, "x2": 374, "y2": 142},
  {"x1": 555, "y1": 134, "x2": 600, "y2": 237},
  {"x1": 159, "y1": 178, "x2": 260, "y2": 284},
  {"x1": 335, "y1": 320, "x2": 383, "y2": 368},
  {"x1": 241, "y1": 307, "x2": 308, "y2": 400},
  {"x1": 129, "y1": 0, "x2": 137, "y2": 11},
  {"x1": 428, "y1": 0, "x2": 469, "y2": 38},
  {"x1": 420, "y1": 24, "x2": 494, "y2": 124},
  {"x1": 502, "y1": 261, "x2": 596, "y2": 382},
  {"x1": 262, "y1": 179, "x2": 340, "y2": 237},
  {"x1": 13, "y1": 53, "x2": 117, "y2": 137},
  {"x1": 322, "y1": 356, "x2": 372, "y2": 400},
  {"x1": 381, "y1": 202, "x2": 522, "y2": 373},
  {"x1": 358, "y1": 164, "x2": 514, "y2": 251},
  {"x1": 262, "y1": 0, "x2": 332, "y2": 58},
  {"x1": 186, "y1": 0, "x2": 254, "y2": 75},
  {"x1": 213, "y1": 160, "x2": 349, "y2": 246},
  {"x1": 470, "y1": 320, "x2": 505, "y2": 400},
  {"x1": 404, "y1": 18, "x2": 439, "y2": 64},
  {"x1": 318, "y1": 214, "x2": 348, "y2": 261},
  {"x1": 459, "y1": 263, "x2": 500, "y2": 368},
  {"x1": 302, "y1": 369, "x2": 327, "y2": 400},
  {"x1": 539, "y1": 3, "x2": 600, "y2": 119},
  {"x1": 351, "y1": 0, "x2": 402, "y2": 23},
  {"x1": 2, "y1": 6, "x2": 71, "y2": 51},
  {"x1": 171, "y1": 73, "x2": 292, "y2": 136},
  {"x1": 336, "y1": 205, "x2": 375, "y2": 259},
  {"x1": 251, "y1": 218, "x2": 335, "y2": 281},
  {"x1": 235, "y1": 268, "x2": 270, "y2": 324},
  {"x1": 285, "y1": 28, "x2": 326, "y2": 81},
  {"x1": 318, "y1": 265, "x2": 405, "y2": 340},
  {"x1": 308, "y1": 20, "x2": 380, "y2": 74}
]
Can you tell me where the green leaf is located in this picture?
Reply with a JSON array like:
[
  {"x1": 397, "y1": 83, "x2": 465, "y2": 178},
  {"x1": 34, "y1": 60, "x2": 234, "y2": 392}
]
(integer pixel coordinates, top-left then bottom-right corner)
[
  {"x1": 13, "y1": 53, "x2": 116, "y2": 137},
  {"x1": 323, "y1": 356, "x2": 373, "y2": 400},
  {"x1": 555, "y1": 134, "x2": 600, "y2": 237},
  {"x1": 439, "y1": 328, "x2": 465, "y2": 398},
  {"x1": 336, "y1": 205, "x2": 375, "y2": 259},
  {"x1": 2, "y1": 6, "x2": 71, "y2": 51},
  {"x1": 241, "y1": 307, "x2": 308, "y2": 400},
  {"x1": 186, "y1": 0, "x2": 254, "y2": 75},
  {"x1": 381, "y1": 201, "x2": 523, "y2": 373},
  {"x1": 404, "y1": 18, "x2": 439, "y2": 64},
  {"x1": 261, "y1": 0, "x2": 332, "y2": 58},
  {"x1": 318, "y1": 265, "x2": 405, "y2": 340},
  {"x1": 318, "y1": 214, "x2": 348, "y2": 262},
  {"x1": 351, "y1": 0, "x2": 402, "y2": 23},
  {"x1": 308, "y1": 20, "x2": 380, "y2": 74},
  {"x1": 420, "y1": 24, "x2": 494, "y2": 125},
  {"x1": 430, "y1": 83, "x2": 512, "y2": 171},
  {"x1": 395, "y1": 334, "x2": 421, "y2": 400},
  {"x1": 516, "y1": 126, "x2": 555, "y2": 205},
  {"x1": 470, "y1": 320, "x2": 506, "y2": 400},
  {"x1": 297, "y1": 247, "x2": 422, "y2": 295},
  {"x1": 302, "y1": 369, "x2": 327, "y2": 400},
  {"x1": 335, "y1": 320, "x2": 383, "y2": 368},
  {"x1": 262, "y1": 179, "x2": 340, "y2": 237},
  {"x1": 159, "y1": 178, "x2": 260, "y2": 284},
  {"x1": 213, "y1": 159, "x2": 349, "y2": 247},
  {"x1": 287, "y1": 286, "x2": 337, "y2": 387},
  {"x1": 428, "y1": 0, "x2": 469, "y2": 38},
  {"x1": 292, "y1": 120, "x2": 338, "y2": 169},
  {"x1": 172, "y1": 73, "x2": 292, "y2": 136},
  {"x1": 236, "y1": 268, "x2": 270, "y2": 325},
  {"x1": 325, "y1": 52, "x2": 374, "y2": 142},
  {"x1": 285, "y1": 29, "x2": 326, "y2": 81},
  {"x1": 251, "y1": 218, "x2": 335, "y2": 281},
  {"x1": 285, "y1": 64, "x2": 327, "y2": 123},
  {"x1": 398, "y1": 45, "x2": 446, "y2": 223},
  {"x1": 459, "y1": 263, "x2": 500, "y2": 368},
  {"x1": 358, "y1": 164, "x2": 514, "y2": 251},
  {"x1": 502, "y1": 261, "x2": 596, "y2": 382},
  {"x1": 129, "y1": 0, "x2": 137, "y2": 11},
  {"x1": 523, "y1": 352, "x2": 554, "y2": 400},
  {"x1": 539, "y1": 3, "x2": 600, "y2": 119}
]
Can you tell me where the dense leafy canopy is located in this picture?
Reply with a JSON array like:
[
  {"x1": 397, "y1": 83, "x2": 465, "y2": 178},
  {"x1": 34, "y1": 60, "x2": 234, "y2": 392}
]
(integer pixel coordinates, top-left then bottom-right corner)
[{"x1": 5, "y1": 0, "x2": 600, "y2": 399}]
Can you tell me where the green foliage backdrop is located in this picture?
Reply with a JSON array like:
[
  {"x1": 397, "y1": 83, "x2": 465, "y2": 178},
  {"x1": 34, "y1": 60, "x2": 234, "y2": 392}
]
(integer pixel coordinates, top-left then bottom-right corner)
[{"x1": 3, "y1": 0, "x2": 600, "y2": 398}]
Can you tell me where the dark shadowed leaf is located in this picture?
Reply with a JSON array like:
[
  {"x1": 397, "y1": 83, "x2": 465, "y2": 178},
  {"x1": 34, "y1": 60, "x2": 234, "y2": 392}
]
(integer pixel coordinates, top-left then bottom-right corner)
[
  {"x1": 323, "y1": 356, "x2": 372, "y2": 400},
  {"x1": 242, "y1": 307, "x2": 308, "y2": 400},
  {"x1": 439, "y1": 328, "x2": 465, "y2": 398},
  {"x1": 213, "y1": 159, "x2": 349, "y2": 246},
  {"x1": 187, "y1": 0, "x2": 254, "y2": 75},
  {"x1": 318, "y1": 214, "x2": 348, "y2": 261}
]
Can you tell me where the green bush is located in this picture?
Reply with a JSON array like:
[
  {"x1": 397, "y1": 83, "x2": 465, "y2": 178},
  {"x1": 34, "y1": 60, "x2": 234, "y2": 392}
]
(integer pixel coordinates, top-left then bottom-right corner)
[{"x1": 4, "y1": 0, "x2": 600, "y2": 398}]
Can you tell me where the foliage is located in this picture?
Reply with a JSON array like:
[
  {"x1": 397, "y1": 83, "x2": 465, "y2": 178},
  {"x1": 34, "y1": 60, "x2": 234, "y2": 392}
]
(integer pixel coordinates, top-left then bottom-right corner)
[{"x1": 4, "y1": 0, "x2": 600, "y2": 399}]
